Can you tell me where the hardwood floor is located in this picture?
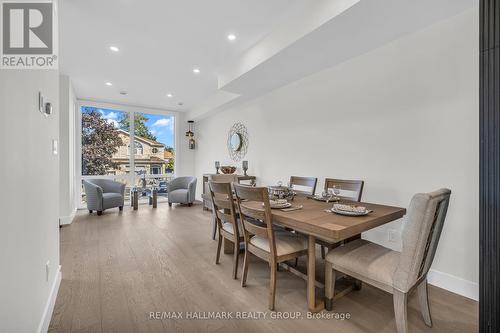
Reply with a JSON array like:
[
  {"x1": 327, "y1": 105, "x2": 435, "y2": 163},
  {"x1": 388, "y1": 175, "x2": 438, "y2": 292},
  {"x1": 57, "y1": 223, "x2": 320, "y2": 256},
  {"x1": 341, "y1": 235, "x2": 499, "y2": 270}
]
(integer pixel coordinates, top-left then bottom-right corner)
[{"x1": 49, "y1": 202, "x2": 478, "y2": 333}]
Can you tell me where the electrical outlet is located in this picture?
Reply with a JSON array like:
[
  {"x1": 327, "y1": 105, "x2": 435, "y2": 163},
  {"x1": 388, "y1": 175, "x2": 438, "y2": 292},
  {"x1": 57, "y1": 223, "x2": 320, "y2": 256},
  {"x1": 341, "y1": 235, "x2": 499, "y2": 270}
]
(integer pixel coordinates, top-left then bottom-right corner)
[
  {"x1": 45, "y1": 261, "x2": 50, "y2": 282},
  {"x1": 388, "y1": 229, "x2": 397, "y2": 243}
]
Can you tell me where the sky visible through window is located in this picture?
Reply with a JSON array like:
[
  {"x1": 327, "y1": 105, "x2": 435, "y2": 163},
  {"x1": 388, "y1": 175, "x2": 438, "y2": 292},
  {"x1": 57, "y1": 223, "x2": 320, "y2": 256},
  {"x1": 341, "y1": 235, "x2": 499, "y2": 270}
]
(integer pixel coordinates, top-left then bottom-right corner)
[{"x1": 89, "y1": 107, "x2": 174, "y2": 148}]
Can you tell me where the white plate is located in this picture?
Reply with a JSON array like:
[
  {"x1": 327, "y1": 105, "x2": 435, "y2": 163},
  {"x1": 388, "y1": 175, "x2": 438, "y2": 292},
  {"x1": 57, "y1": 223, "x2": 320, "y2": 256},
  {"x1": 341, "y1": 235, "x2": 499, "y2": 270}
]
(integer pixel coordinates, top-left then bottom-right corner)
[
  {"x1": 329, "y1": 208, "x2": 371, "y2": 216},
  {"x1": 265, "y1": 202, "x2": 292, "y2": 209}
]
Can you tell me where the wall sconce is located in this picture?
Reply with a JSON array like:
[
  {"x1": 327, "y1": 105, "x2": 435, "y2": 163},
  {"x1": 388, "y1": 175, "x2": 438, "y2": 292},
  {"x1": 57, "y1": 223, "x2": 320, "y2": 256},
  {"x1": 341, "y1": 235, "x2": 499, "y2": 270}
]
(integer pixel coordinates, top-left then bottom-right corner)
[{"x1": 185, "y1": 120, "x2": 195, "y2": 149}]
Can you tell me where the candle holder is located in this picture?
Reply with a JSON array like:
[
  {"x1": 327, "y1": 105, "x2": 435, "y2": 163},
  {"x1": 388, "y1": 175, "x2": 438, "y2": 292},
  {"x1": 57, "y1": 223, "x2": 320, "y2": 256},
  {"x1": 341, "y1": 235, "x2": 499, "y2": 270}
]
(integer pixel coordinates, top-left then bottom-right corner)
[
  {"x1": 215, "y1": 161, "x2": 220, "y2": 174},
  {"x1": 242, "y1": 160, "x2": 248, "y2": 176}
]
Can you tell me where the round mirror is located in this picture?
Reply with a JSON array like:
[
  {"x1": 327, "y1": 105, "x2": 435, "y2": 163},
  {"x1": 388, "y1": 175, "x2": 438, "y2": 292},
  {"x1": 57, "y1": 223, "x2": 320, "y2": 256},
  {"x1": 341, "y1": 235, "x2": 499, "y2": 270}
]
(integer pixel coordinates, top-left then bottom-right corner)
[{"x1": 230, "y1": 133, "x2": 242, "y2": 151}]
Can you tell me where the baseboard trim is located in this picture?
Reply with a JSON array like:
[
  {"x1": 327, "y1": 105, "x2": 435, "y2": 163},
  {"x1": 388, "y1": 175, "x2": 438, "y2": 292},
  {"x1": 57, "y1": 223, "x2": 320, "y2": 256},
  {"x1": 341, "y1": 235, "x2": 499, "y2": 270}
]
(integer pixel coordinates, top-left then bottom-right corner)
[
  {"x1": 37, "y1": 265, "x2": 61, "y2": 333},
  {"x1": 427, "y1": 269, "x2": 478, "y2": 301},
  {"x1": 59, "y1": 208, "x2": 76, "y2": 225}
]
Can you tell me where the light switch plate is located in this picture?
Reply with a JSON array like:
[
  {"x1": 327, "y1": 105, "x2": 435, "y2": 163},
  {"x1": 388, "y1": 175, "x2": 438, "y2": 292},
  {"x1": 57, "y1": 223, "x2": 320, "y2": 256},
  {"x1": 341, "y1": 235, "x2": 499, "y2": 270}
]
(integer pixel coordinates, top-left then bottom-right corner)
[
  {"x1": 52, "y1": 139, "x2": 58, "y2": 155},
  {"x1": 38, "y1": 92, "x2": 45, "y2": 114}
]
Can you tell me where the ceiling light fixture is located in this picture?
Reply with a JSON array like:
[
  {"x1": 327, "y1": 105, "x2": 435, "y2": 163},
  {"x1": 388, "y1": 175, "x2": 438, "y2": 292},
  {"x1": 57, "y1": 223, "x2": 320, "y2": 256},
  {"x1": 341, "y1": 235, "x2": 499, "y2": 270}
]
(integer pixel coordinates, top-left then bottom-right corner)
[
  {"x1": 105, "y1": 82, "x2": 113, "y2": 86},
  {"x1": 109, "y1": 46, "x2": 119, "y2": 52},
  {"x1": 227, "y1": 34, "x2": 236, "y2": 41},
  {"x1": 167, "y1": 93, "x2": 173, "y2": 98},
  {"x1": 192, "y1": 68, "x2": 200, "y2": 74}
]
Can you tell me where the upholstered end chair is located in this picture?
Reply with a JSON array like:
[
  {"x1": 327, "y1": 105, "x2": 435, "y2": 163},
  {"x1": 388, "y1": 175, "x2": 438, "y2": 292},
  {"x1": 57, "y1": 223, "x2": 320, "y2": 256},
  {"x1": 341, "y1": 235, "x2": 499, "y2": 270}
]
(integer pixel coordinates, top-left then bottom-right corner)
[
  {"x1": 83, "y1": 179, "x2": 126, "y2": 216},
  {"x1": 167, "y1": 176, "x2": 197, "y2": 207},
  {"x1": 324, "y1": 188, "x2": 451, "y2": 333}
]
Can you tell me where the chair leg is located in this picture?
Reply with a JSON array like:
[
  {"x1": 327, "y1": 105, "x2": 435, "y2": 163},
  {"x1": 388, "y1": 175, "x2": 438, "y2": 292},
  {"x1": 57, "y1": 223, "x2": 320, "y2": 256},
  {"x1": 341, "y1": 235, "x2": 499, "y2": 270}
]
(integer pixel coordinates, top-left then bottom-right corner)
[
  {"x1": 417, "y1": 279, "x2": 432, "y2": 327},
  {"x1": 354, "y1": 279, "x2": 362, "y2": 290},
  {"x1": 269, "y1": 261, "x2": 277, "y2": 311},
  {"x1": 324, "y1": 261, "x2": 335, "y2": 311},
  {"x1": 321, "y1": 245, "x2": 326, "y2": 259},
  {"x1": 119, "y1": 206, "x2": 123, "y2": 211},
  {"x1": 241, "y1": 248, "x2": 249, "y2": 287},
  {"x1": 393, "y1": 290, "x2": 408, "y2": 333},
  {"x1": 88, "y1": 210, "x2": 92, "y2": 214},
  {"x1": 232, "y1": 240, "x2": 239, "y2": 279},
  {"x1": 97, "y1": 211, "x2": 103, "y2": 216},
  {"x1": 168, "y1": 202, "x2": 172, "y2": 207},
  {"x1": 294, "y1": 258, "x2": 298, "y2": 267},
  {"x1": 211, "y1": 215, "x2": 217, "y2": 240},
  {"x1": 215, "y1": 234, "x2": 222, "y2": 264}
]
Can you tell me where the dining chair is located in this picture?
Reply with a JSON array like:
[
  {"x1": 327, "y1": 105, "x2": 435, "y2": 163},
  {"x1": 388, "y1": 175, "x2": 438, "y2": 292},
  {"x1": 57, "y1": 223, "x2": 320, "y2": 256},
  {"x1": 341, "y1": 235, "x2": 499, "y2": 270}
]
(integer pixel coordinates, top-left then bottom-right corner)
[
  {"x1": 209, "y1": 181, "x2": 244, "y2": 279},
  {"x1": 319, "y1": 178, "x2": 365, "y2": 258},
  {"x1": 207, "y1": 174, "x2": 240, "y2": 240},
  {"x1": 324, "y1": 188, "x2": 451, "y2": 333},
  {"x1": 233, "y1": 184, "x2": 308, "y2": 310},
  {"x1": 289, "y1": 176, "x2": 318, "y2": 196}
]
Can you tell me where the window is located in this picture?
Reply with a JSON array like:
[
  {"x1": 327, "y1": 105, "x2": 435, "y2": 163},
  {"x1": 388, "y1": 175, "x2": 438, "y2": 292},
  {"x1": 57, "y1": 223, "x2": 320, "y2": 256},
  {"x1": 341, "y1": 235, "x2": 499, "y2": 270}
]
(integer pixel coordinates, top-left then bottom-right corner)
[
  {"x1": 79, "y1": 105, "x2": 176, "y2": 206},
  {"x1": 128, "y1": 141, "x2": 143, "y2": 155},
  {"x1": 152, "y1": 165, "x2": 161, "y2": 175}
]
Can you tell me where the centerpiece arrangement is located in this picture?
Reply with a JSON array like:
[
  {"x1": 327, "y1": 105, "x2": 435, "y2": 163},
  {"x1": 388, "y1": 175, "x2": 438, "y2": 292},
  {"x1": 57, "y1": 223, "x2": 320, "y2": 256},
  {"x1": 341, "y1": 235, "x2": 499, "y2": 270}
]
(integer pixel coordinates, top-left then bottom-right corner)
[{"x1": 267, "y1": 181, "x2": 295, "y2": 201}]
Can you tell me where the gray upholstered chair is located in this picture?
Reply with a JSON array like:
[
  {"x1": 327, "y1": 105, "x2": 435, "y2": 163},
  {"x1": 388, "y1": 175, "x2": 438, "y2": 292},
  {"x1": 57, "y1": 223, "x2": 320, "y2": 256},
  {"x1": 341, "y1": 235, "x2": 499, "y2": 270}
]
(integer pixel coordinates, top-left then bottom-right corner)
[
  {"x1": 324, "y1": 188, "x2": 451, "y2": 333},
  {"x1": 167, "y1": 176, "x2": 197, "y2": 207},
  {"x1": 83, "y1": 179, "x2": 126, "y2": 216}
]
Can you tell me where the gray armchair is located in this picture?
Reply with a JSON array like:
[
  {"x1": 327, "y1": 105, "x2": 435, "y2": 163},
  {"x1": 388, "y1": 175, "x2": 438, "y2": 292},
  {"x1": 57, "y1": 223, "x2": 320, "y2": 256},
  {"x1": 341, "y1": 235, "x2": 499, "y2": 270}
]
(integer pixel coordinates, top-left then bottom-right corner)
[
  {"x1": 83, "y1": 179, "x2": 126, "y2": 215},
  {"x1": 167, "y1": 176, "x2": 197, "y2": 207}
]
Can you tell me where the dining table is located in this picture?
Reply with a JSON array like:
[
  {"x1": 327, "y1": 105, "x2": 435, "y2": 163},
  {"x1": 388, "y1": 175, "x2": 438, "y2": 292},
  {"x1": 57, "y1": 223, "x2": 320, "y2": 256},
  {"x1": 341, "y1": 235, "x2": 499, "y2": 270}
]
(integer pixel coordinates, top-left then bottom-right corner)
[{"x1": 239, "y1": 195, "x2": 406, "y2": 312}]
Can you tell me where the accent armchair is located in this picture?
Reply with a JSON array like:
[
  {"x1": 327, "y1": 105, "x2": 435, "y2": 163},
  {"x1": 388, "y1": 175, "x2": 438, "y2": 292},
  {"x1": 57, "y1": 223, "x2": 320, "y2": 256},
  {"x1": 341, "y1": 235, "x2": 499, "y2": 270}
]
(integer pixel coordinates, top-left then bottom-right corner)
[
  {"x1": 324, "y1": 188, "x2": 451, "y2": 333},
  {"x1": 83, "y1": 179, "x2": 126, "y2": 216},
  {"x1": 167, "y1": 176, "x2": 197, "y2": 207}
]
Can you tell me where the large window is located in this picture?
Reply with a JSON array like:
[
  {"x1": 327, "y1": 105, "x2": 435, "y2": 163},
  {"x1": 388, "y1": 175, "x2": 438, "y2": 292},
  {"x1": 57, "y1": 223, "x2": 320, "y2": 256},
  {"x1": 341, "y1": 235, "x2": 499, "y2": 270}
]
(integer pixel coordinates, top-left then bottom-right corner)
[{"x1": 79, "y1": 106, "x2": 175, "y2": 205}]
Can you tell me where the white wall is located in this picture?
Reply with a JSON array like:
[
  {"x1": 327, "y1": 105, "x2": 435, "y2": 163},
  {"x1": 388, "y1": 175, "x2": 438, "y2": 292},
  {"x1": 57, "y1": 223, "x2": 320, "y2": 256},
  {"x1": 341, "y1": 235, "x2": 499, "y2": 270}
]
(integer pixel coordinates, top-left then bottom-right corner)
[
  {"x1": 193, "y1": 9, "x2": 478, "y2": 299},
  {"x1": 0, "y1": 69, "x2": 61, "y2": 332},
  {"x1": 59, "y1": 75, "x2": 76, "y2": 224}
]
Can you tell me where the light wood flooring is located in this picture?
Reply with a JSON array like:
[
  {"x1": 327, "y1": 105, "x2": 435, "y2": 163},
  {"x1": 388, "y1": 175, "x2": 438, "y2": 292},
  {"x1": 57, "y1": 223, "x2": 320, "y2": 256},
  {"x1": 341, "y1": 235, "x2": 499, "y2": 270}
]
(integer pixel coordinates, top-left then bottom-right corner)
[{"x1": 49, "y1": 202, "x2": 478, "y2": 333}]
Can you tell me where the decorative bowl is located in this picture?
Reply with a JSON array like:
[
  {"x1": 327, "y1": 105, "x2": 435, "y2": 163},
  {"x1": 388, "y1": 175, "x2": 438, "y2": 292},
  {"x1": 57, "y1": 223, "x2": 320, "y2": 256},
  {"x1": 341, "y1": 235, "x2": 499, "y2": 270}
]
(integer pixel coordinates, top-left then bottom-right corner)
[{"x1": 220, "y1": 166, "x2": 237, "y2": 174}]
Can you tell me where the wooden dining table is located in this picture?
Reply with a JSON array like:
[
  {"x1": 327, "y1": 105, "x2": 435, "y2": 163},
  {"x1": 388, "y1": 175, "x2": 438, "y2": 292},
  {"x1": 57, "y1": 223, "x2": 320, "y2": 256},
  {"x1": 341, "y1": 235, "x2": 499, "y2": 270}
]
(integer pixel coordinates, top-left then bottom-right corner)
[{"x1": 240, "y1": 195, "x2": 406, "y2": 312}]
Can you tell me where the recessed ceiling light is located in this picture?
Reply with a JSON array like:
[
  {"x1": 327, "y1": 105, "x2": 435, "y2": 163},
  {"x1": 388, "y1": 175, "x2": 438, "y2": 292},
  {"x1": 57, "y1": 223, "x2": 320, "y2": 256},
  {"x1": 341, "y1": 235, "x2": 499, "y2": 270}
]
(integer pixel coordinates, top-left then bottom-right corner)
[
  {"x1": 167, "y1": 93, "x2": 173, "y2": 98},
  {"x1": 109, "y1": 46, "x2": 119, "y2": 52},
  {"x1": 105, "y1": 82, "x2": 113, "y2": 86},
  {"x1": 192, "y1": 68, "x2": 200, "y2": 74},
  {"x1": 227, "y1": 34, "x2": 236, "y2": 41}
]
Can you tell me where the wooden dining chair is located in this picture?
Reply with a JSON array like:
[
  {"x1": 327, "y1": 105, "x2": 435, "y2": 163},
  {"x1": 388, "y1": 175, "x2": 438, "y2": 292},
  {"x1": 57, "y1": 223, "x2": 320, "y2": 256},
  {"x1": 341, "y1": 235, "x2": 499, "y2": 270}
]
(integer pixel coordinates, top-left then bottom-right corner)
[
  {"x1": 233, "y1": 184, "x2": 308, "y2": 310},
  {"x1": 289, "y1": 176, "x2": 318, "y2": 196},
  {"x1": 319, "y1": 178, "x2": 365, "y2": 258},
  {"x1": 207, "y1": 174, "x2": 240, "y2": 240},
  {"x1": 324, "y1": 189, "x2": 451, "y2": 333},
  {"x1": 209, "y1": 181, "x2": 244, "y2": 279}
]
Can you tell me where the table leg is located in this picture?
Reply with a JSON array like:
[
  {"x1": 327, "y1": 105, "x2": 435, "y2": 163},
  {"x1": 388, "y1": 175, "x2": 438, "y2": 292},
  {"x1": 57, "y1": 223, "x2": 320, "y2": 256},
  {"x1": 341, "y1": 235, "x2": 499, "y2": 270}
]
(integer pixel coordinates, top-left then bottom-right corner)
[{"x1": 307, "y1": 235, "x2": 324, "y2": 312}]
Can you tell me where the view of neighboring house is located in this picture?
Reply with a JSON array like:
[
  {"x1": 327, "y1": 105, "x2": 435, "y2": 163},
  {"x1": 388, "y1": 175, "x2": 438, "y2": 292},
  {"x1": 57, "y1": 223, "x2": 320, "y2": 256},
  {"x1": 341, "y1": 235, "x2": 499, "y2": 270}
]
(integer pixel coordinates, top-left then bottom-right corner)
[{"x1": 110, "y1": 129, "x2": 174, "y2": 176}]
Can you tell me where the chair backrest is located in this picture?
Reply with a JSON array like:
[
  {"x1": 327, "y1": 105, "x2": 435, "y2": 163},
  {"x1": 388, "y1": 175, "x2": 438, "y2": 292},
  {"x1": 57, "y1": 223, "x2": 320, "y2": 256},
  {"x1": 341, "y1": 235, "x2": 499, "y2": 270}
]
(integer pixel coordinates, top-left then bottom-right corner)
[
  {"x1": 393, "y1": 188, "x2": 451, "y2": 292},
  {"x1": 324, "y1": 178, "x2": 364, "y2": 202},
  {"x1": 208, "y1": 181, "x2": 239, "y2": 237},
  {"x1": 171, "y1": 176, "x2": 196, "y2": 188},
  {"x1": 290, "y1": 176, "x2": 318, "y2": 195},
  {"x1": 233, "y1": 184, "x2": 278, "y2": 257},
  {"x1": 209, "y1": 174, "x2": 239, "y2": 186},
  {"x1": 86, "y1": 178, "x2": 118, "y2": 193}
]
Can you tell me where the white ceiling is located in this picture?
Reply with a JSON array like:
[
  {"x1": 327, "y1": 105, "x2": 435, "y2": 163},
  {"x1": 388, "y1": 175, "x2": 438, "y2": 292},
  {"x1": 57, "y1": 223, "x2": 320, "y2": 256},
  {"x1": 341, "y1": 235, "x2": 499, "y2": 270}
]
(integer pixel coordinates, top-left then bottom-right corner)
[{"x1": 60, "y1": 0, "x2": 309, "y2": 111}]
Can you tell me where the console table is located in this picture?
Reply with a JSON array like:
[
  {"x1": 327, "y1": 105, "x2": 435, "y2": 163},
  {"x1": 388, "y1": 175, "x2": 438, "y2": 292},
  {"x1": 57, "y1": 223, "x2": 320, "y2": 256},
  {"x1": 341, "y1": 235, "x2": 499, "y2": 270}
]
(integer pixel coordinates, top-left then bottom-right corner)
[{"x1": 202, "y1": 173, "x2": 256, "y2": 211}]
